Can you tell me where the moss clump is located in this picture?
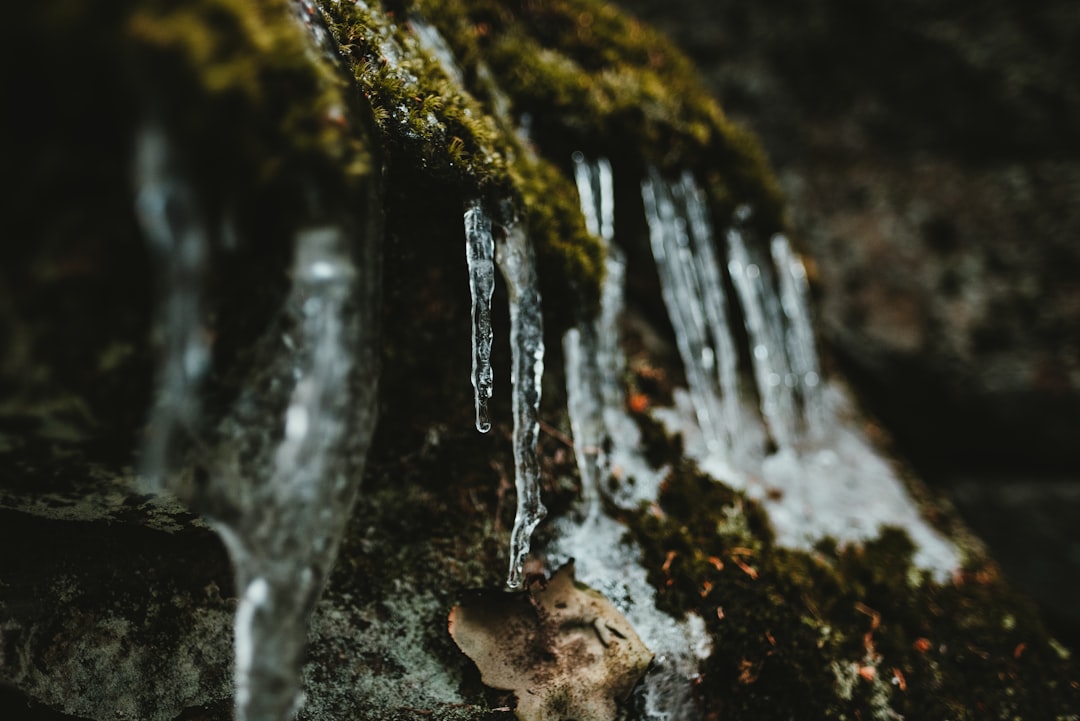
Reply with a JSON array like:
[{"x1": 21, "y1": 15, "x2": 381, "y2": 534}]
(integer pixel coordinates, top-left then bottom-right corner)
[
  {"x1": 624, "y1": 464, "x2": 1080, "y2": 719},
  {"x1": 124, "y1": 0, "x2": 372, "y2": 214},
  {"x1": 416, "y1": 0, "x2": 785, "y2": 235},
  {"x1": 317, "y1": 0, "x2": 603, "y2": 323}
]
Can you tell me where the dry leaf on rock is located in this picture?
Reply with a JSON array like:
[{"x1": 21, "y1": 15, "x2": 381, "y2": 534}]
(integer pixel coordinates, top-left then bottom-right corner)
[{"x1": 449, "y1": 562, "x2": 654, "y2": 721}]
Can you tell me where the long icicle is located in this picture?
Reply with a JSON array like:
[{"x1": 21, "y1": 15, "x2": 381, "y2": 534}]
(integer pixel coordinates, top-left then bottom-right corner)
[
  {"x1": 677, "y1": 172, "x2": 741, "y2": 455},
  {"x1": 464, "y1": 199, "x2": 496, "y2": 433},
  {"x1": 222, "y1": 222, "x2": 368, "y2": 721},
  {"x1": 770, "y1": 234, "x2": 825, "y2": 438},
  {"x1": 566, "y1": 152, "x2": 614, "y2": 520},
  {"x1": 642, "y1": 171, "x2": 726, "y2": 456},
  {"x1": 726, "y1": 211, "x2": 798, "y2": 450},
  {"x1": 497, "y1": 219, "x2": 547, "y2": 590},
  {"x1": 134, "y1": 121, "x2": 211, "y2": 487}
]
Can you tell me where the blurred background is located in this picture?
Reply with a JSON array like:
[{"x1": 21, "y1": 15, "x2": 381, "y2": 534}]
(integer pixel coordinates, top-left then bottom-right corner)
[{"x1": 614, "y1": 0, "x2": 1080, "y2": 650}]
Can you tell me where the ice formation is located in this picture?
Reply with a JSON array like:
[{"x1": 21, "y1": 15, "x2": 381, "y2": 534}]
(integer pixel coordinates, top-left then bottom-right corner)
[
  {"x1": 554, "y1": 156, "x2": 710, "y2": 721},
  {"x1": 496, "y1": 219, "x2": 547, "y2": 590},
  {"x1": 642, "y1": 171, "x2": 737, "y2": 464},
  {"x1": 726, "y1": 213, "x2": 799, "y2": 449},
  {"x1": 212, "y1": 221, "x2": 377, "y2": 721},
  {"x1": 771, "y1": 233, "x2": 825, "y2": 434},
  {"x1": 464, "y1": 200, "x2": 497, "y2": 433},
  {"x1": 134, "y1": 122, "x2": 211, "y2": 486},
  {"x1": 638, "y1": 175, "x2": 959, "y2": 578}
]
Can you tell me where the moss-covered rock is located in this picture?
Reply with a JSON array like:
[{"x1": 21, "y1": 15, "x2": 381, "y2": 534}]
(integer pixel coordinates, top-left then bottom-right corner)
[{"x1": 2, "y1": 1, "x2": 1077, "y2": 720}]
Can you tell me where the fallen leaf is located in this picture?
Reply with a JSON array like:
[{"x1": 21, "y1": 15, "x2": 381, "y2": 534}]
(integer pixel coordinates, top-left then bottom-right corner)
[{"x1": 449, "y1": 563, "x2": 654, "y2": 721}]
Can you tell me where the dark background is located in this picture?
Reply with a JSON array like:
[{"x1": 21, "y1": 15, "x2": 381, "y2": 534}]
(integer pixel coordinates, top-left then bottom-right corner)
[{"x1": 614, "y1": 0, "x2": 1080, "y2": 651}]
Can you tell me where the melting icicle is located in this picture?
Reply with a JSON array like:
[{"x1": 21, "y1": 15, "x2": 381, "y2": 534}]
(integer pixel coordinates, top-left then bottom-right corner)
[
  {"x1": 726, "y1": 212, "x2": 798, "y2": 450},
  {"x1": 641, "y1": 171, "x2": 729, "y2": 458},
  {"x1": 571, "y1": 153, "x2": 662, "y2": 508},
  {"x1": 675, "y1": 173, "x2": 742, "y2": 453},
  {"x1": 563, "y1": 325, "x2": 605, "y2": 521},
  {"x1": 554, "y1": 157, "x2": 707, "y2": 720},
  {"x1": 199, "y1": 216, "x2": 379, "y2": 721},
  {"x1": 770, "y1": 234, "x2": 825, "y2": 435},
  {"x1": 465, "y1": 200, "x2": 496, "y2": 433},
  {"x1": 134, "y1": 121, "x2": 211, "y2": 486},
  {"x1": 564, "y1": 153, "x2": 615, "y2": 520},
  {"x1": 496, "y1": 220, "x2": 546, "y2": 590}
]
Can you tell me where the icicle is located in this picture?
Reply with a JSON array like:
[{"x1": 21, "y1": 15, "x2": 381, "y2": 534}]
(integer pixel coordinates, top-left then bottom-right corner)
[
  {"x1": 565, "y1": 153, "x2": 616, "y2": 520},
  {"x1": 496, "y1": 221, "x2": 547, "y2": 590},
  {"x1": 464, "y1": 200, "x2": 496, "y2": 433},
  {"x1": 228, "y1": 224, "x2": 367, "y2": 721},
  {"x1": 676, "y1": 173, "x2": 742, "y2": 453},
  {"x1": 563, "y1": 326, "x2": 605, "y2": 520},
  {"x1": 770, "y1": 234, "x2": 825, "y2": 436},
  {"x1": 134, "y1": 121, "x2": 211, "y2": 487},
  {"x1": 726, "y1": 212, "x2": 798, "y2": 450},
  {"x1": 641, "y1": 171, "x2": 727, "y2": 457}
]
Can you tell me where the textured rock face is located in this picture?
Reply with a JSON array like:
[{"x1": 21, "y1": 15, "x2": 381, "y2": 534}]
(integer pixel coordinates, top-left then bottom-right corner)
[
  {"x1": 3, "y1": 2, "x2": 1080, "y2": 721},
  {"x1": 616, "y1": 0, "x2": 1080, "y2": 474}
]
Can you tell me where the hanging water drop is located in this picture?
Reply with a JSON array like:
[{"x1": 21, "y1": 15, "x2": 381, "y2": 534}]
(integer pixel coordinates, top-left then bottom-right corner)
[{"x1": 464, "y1": 199, "x2": 496, "y2": 433}]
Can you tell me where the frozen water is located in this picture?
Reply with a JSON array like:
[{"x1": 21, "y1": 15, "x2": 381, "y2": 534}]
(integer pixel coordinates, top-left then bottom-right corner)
[
  {"x1": 770, "y1": 233, "x2": 826, "y2": 435},
  {"x1": 549, "y1": 513, "x2": 709, "y2": 721},
  {"x1": 647, "y1": 197, "x2": 959, "y2": 579},
  {"x1": 409, "y1": 13, "x2": 466, "y2": 87},
  {"x1": 726, "y1": 215, "x2": 798, "y2": 450},
  {"x1": 642, "y1": 170, "x2": 758, "y2": 476},
  {"x1": 556, "y1": 156, "x2": 702, "y2": 719},
  {"x1": 676, "y1": 172, "x2": 742, "y2": 458},
  {"x1": 188, "y1": 216, "x2": 380, "y2": 721},
  {"x1": 464, "y1": 199, "x2": 496, "y2": 433},
  {"x1": 563, "y1": 326, "x2": 605, "y2": 521},
  {"x1": 496, "y1": 221, "x2": 547, "y2": 590},
  {"x1": 642, "y1": 171, "x2": 728, "y2": 457},
  {"x1": 572, "y1": 154, "x2": 665, "y2": 507},
  {"x1": 134, "y1": 122, "x2": 211, "y2": 487}
]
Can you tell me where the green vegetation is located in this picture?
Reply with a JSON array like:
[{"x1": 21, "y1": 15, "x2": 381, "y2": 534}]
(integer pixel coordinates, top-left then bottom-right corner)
[
  {"x1": 624, "y1": 464, "x2": 1079, "y2": 719},
  {"x1": 417, "y1": 0, "x2": 786, "y2": 234}
]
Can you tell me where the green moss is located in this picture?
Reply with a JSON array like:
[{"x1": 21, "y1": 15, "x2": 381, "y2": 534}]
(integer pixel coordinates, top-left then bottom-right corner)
[
  {"x1": 125, "y1": 0, "x2": 372, "y2": 213},
  {"x1": 316, "y1": 0, "x2": 604, "y2": 322},
  {"x1": 623, "y1": 464, "x2": 1080, "y2": 719},
  {"x1": 416, "y1": 0, "x2": 786, "y2": 235}
]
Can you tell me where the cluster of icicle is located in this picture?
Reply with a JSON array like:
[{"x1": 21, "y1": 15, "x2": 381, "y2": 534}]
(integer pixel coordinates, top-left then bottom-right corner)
[
  {"x1": 464, "y1": 200, "x2": 547, "y2": 590},
  {"x1": 550, "y1": 153, "x2": 959, "y2": 719},
  {"x1": 134, "y1": 1, "x2": 961, "y2": 719}
]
